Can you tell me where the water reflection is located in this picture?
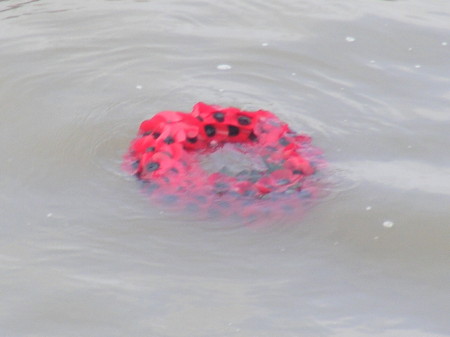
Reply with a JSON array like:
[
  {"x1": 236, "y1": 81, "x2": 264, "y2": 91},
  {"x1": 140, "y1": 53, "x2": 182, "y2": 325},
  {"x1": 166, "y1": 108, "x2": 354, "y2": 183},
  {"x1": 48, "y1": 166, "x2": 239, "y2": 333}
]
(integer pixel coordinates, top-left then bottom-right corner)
[{"x1": 0, "y1": 0, "x2": 40, "y2": 14}]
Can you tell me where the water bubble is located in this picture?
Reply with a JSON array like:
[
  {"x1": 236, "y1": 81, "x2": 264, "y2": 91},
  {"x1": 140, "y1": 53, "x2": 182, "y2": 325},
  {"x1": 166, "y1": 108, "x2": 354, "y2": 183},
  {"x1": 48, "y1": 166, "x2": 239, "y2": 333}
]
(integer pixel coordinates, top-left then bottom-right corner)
[
  {"x1": 291, "y1": 72, "x2": 296, "y2": 76},
  {"x1": 261, "y1": 42, "x2": 269, "y2": 47},
  {"x1": 414, "y1": 64, "x2": 421, "y2": 69},
  {"x1": 383, "y1": 220, "x2": 394, "y2": 228},
  {"x1": 345, "y1": 36, "x2": 356, "y2": 42},
  {"x1": 217, "y1": 64, "x2": 232, "y2": 70},
  {"x1": 442, "y1": 42, "x2": 448, "y2": 46},
  {"x1": 136, "y1": 85, "x2": 143, "y2": 90},
  {"x1": 47, "y1": 213, "x2": 53, "y2": 217},
  {"x1": 366, "y1": 206, "x2": 372, "y2": 211}
]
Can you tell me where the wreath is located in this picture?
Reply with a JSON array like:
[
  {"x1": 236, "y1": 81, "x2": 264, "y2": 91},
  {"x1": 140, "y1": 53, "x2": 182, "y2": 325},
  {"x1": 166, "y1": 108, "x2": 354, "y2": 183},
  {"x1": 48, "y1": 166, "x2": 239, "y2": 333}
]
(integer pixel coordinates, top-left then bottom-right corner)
[{"x1": 124, "y1": 102, "x2": 322, "y2": 217}]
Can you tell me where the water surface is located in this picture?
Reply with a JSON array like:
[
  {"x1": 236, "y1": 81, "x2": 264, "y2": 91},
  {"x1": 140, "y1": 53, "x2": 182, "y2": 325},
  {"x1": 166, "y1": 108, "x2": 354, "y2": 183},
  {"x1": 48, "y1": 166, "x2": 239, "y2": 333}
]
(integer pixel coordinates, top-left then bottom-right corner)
[{"x1": 1, "y1": 0, "x2": 449, "y2": 336}]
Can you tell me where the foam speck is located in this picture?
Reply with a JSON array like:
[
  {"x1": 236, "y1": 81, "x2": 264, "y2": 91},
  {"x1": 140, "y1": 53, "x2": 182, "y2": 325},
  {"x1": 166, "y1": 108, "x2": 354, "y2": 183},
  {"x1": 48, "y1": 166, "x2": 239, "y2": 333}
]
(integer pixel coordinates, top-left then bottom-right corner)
[
  {"x1": 383, "y1": 220, "x2": 394, "y2": 228},
  {"x1": 217, "y1": 64, "x2": 232, "y2": 70}
]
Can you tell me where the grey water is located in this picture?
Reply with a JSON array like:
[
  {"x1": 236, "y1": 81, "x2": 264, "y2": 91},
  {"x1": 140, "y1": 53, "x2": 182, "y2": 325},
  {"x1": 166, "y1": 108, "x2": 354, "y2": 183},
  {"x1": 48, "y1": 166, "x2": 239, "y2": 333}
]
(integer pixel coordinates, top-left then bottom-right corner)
[{"x1": 1, "y1": 0, "x2": 449, "y2": 336}]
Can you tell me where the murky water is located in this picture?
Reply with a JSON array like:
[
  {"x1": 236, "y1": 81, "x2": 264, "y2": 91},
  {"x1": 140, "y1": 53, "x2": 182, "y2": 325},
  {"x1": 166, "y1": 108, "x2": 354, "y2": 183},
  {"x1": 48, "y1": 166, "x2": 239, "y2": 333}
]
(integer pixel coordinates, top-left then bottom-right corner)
[{"x1": 1, "y1": 0, "x2": 449, "y2": 336}]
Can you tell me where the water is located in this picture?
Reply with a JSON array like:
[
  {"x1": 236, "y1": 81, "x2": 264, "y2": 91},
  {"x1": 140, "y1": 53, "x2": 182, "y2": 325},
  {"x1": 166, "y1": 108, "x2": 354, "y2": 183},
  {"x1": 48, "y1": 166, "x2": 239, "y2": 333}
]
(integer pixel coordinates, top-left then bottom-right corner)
[{"x1": 1, "y1": 0, "x2": 449, "y2": 336}]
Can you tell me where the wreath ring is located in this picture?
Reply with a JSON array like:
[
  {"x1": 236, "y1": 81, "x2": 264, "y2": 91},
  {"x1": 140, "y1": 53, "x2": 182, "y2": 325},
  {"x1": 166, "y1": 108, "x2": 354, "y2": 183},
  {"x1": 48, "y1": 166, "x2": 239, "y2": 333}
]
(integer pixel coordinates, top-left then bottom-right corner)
[{"x1": 124, "y1": 102, "x2": 319, "y2": 214}]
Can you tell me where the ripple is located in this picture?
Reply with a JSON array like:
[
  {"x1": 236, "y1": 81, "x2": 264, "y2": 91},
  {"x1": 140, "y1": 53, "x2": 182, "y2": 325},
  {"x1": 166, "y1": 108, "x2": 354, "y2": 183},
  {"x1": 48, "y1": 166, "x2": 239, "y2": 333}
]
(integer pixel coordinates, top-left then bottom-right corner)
[{"x1": 334, "y1": 160, "x2": 450, "y2": 196}]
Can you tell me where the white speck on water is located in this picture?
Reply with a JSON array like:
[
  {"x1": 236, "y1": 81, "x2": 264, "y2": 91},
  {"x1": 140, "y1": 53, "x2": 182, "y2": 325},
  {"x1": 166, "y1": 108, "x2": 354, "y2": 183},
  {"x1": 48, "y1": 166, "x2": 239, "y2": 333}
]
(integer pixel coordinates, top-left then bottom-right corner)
[
  {"x1": 414, "y1": 64, "x2": 421, "y2": 69},
  {"x1": 366, "y1": 206, "x2": 372, "y2": 211},
  {"x1": 218, "y1": 88, "x2": 224, "y2": 92},
  {"x1": 408, "y1": 47, "x2": 413, "y2": 51},
  {"x1": 217, "y1": 64, "x2": 232, "y2": 70},
  {"x1": 291, "y1": 72, "x2": 296, "y2": 76},
  {"x1": 261, "y1": 42, "x2": 269, "y2": 47},
  {"x1": 374, "y1": 236, "x2": 379, "y2": 240},
  {"x1": 407, "y1": 145, "x2": 412, "y2": 149},
  {"x1": 47, "y1": 213, "x2": 53, "y2": 217},
  {"x1": 345, "y1": 36, "x2": 356, "y2": 42},
  {"x1": 136, "y1": 85, "x2": 143, "y2": 90},
  {"x1": 369, "y1": 60, "x2": 376, "y2": 64},
  {"x1": 442, "y1": 41, "x2": 448, "y2": 46},
  {"x1": 383, "y1": 220, "x2": 394, "y2": 228}
]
